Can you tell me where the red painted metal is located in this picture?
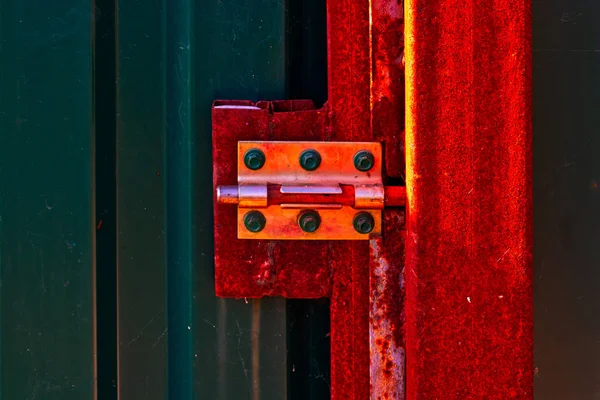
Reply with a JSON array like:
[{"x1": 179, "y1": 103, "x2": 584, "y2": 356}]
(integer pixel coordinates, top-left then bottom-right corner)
[
  {"x1": 405, "y1": 0, "x2": 533, "y2": 399},
  {"x1": 384, "y1": 186, "x2": 407, "y2": 208},
  {"x1": 326, "y1": 0, "x2": 373, "y2": 395},
  {"x1": 213, "y1": 0, "x2": 406, "y2": 398},
  {"x1": 372, "y1": 0, "x2": 406, "y2": 180},
  {"x1": 214, "y1": 0, "x2": 532, "y2": 398},
  {"x1": 326, "y1": 0, "x2": 407, "y2": 395},
  {"x1": 212, "y1": 100, "x2": 332, "y2": 299}
]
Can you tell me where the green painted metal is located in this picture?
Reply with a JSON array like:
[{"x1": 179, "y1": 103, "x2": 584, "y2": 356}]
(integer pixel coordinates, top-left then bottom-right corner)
[
  {"x1": 116, "y1": 0, "x2": 295, "y2": 398},
  {"x1": 0, "y1": 0, "x2": 331, "y2": 398},
  {"x1": 115, "y1": 0, "x2": 168, "y2": 398},
  {"x1": 299, "y1": 150, "x2": 322, "y2": 171},
  {"x1": 533, "y1": 0, "x2": 600, "y2": 397},
  {"x1": 195, "y1": 1, "x2": 289, "y2": 398},
  {"x1": 287, "y1": 299, "x2": 330, "y2": 400},
  {"x1": 165, "y1": 0, "x2": 195, "y2": 398},
  {"x1": 244, "y1": 211, "x2": 267, "y2": 233},
  {"x1": 244, "y1": 149, "x2": 267, "y2": 171},
  {"x1": 0, "y1": 1, "x2": 96, "y2": 399},
  {"x1": 95, "y1": 0, "x2": 117, "y2": 398}
]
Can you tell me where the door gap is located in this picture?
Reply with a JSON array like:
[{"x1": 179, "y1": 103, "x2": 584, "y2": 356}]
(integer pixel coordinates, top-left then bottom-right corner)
[
  {"x1": 94, "y1": 0, "x2": 118, "y2": 398},
  {"x1": 286, "y1": 0, "x2": 330, "y2": 399}
]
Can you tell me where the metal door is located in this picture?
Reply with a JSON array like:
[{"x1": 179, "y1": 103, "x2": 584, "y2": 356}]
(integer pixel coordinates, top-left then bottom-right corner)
[{"x1": 2, "y1": 0, "x2": 598, "y2": 399}]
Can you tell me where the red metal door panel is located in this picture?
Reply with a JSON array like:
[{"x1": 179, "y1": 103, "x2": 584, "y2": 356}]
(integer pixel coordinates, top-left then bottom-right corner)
[
  {"x1": 213, "y1": 0, "x2": 532, "y2": 398},
  {"x1": 327, "y1": 1, "x2": 406, "y2": 398},
  {"x1": 213, "y1": 1, "x2": 406, "y2": 398},
  {"x1": 405, "y1": 0, "x2": 533, "y2": 398}
]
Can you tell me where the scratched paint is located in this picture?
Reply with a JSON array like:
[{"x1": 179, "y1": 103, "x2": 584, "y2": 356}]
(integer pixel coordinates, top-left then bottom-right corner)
[
  {"x1": 370, "y1": 211, "x2": 405, "y2": 399},
  {"x1": 370, "y1": 0, "x2": 406, "y2": 398}
]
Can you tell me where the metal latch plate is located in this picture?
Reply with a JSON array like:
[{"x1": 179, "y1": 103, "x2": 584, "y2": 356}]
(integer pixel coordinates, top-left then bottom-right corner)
[
  {"x1": 238, "y1": 141, "x2": 382, "y2": 185},
  {"x1": 237, "y1": 141, "x2": 382, "y2": 240},
  {"x1": 238, "y1": 206, "x2": 380, "y2": 240}
]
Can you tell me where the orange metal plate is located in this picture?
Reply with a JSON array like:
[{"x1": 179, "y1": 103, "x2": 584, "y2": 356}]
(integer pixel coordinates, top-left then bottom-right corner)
[
  {"x1": 237, "y1": 141, "x2": 382, "y2": 240},
  {"x1": 238, "y1": 141, "x2": 382, "y2": 185},
  {"x1": 238, "y1": 206, "x2": 381, "y2": 240}
]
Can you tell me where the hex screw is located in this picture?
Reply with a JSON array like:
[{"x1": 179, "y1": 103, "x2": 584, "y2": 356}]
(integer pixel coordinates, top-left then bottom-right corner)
[
  {"x1": 243, "y1": 210, "x2": 266, "y2": 232},
  {"x1": 298, "y1": 210, "x2": 321, "y2": 233},
  {"x1": 353, "y1": 212, "x2": 375, "y2": 234},
  {"x1": 299, "y1": 149, "x2": 322, "y2": 171},
  {"x1": 244, "y1": 148, "x2": 266, "y2": 170},
  {"x1": 353, "y1": 150, "x2": 375, "y2": 172}
]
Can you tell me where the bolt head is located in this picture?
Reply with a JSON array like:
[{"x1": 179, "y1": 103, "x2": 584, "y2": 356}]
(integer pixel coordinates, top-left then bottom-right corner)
[
  {"x1": 299, "y1": 149, "x2": 322, "y2": 171},
  {"x1": 244, "y1": 210, "x2": 266, "y2": 232},
  {"x1": 353, "y1": 212, "x2": 375, "y2": 234},
  {"x1": 353, "y1": 150, "x2": 375, "y2": 172},
  {"x1": 244, "y1": 148, "x2": 266, "y2": 170},
  {"x1": 298, "y1": 210, "x2": 321, "y2": 233}
]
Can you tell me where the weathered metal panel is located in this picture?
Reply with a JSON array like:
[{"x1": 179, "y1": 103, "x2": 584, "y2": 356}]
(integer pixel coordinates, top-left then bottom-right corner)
[
  {"x1": 0, "y1": 0, "x2": 96, "y2": 398},
  {"x1": 212, "y1": 102, "x2": 333, "y2": 298},
  {"x1": 405, "y1": 0, "x2": 533, "y2": 398},
  {"x1": 369, "y1": 211, "x2": 406, "y2": 400},
  {"x1": 115, "y1": 0, "x2": 168, "y2": 398},
  {"x1": 327, "y1": 0, "x2": 405, "y2": 398}
]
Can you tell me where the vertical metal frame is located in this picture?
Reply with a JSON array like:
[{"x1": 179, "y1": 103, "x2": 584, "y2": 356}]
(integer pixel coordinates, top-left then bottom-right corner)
[{"x1": 405, "y1": 0, "x2": 533, "y2": 398}]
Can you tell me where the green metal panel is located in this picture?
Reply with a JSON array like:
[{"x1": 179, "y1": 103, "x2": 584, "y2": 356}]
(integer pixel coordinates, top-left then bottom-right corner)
[
  {"x1": 0, "y1": 0, "x2": 331, "y2": 398},
  {"x1": 0, "y1": 0, "x2": 96, "y2": 399},
  {"x1": 116, "y1": 0, "x2": 292, "y2": 399},
  {"x1": 195, "y1": 1, "x2": 288, "y2": 399},
  {"x1": 165, "y1": 0, "x2": 195, "y2": 398},
  {"x1": 95, "y1": 0, "x2": 117, "y2": 398},
  {"x1": 115, "y1": 0, "x2": 167, "y2": 398},
  {"x1": 533, "y1": 0, "x2": 600, "y2": 397}
]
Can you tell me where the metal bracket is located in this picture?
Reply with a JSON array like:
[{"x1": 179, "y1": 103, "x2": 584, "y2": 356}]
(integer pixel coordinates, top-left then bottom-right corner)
[{"x1": 215, "y1": 141, "x2": 405, "y2": 240}]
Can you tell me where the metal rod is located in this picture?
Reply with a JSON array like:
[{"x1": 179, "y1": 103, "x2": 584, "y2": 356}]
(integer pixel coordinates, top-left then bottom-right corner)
[{"x1": 217, "y1": 184, "x2": 406, "y2": 207}]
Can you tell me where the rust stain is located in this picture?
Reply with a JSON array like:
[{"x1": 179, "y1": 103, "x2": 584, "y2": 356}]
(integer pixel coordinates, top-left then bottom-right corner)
[{"x1": 370, "y1": 211, "x2": 405, "y2": 399}]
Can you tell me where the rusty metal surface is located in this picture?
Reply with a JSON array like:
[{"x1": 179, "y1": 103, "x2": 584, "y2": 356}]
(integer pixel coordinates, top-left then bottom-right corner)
[
  {"x1": 213, "y1": 0, "x2": 406, "y2": 396},
  {"x1": 405, "y1": 0, "x2": 533, "y2": 397},
  {"x1": 370, "y1": 211, "x2": 406, "y2": 400},
  {"x1": 368, "y1": 0, "x2": 407, "y2": 397},
  {"x1": 212, "y1": 101, "x2": 334, "y2": 298}
]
